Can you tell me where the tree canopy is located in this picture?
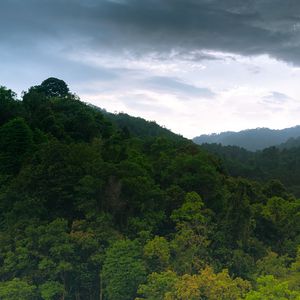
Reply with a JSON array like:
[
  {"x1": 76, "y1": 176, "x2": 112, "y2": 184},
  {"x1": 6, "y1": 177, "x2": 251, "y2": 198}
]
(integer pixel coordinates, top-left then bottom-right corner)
[{"x1": 0, "y1": 78, "x2": 299, "y2": 299}]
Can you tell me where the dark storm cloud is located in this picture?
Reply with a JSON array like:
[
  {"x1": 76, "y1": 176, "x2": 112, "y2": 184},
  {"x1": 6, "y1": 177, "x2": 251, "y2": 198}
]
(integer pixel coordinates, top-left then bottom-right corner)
[{"x1": 2, "y1": 0, "x2": 300, "y2": 65}]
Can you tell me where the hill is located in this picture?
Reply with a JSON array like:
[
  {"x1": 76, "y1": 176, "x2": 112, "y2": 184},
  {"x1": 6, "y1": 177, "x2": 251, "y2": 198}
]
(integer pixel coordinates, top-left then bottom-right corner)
[
  {"x1": 194, "y1": 126, "x2": 300, "y2": 151},
  {"x1": 90, "y1": 105, "x2": 184, "y2": 141},
  {"x1": 0, "y1": 78, "x2": 299, "y2": 299},
  {"x1": 202, "y1": 142, "x2": 300, "y2": 196},
  {"x1": 278, "y1": 136, "x2": 300, "y2": 150}
]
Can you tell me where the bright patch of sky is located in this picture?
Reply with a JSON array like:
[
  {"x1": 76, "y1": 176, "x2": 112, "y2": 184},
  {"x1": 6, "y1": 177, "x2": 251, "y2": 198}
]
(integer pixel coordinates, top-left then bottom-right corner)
[{"x1": 69, "y1": 52, "x2": 300, "y2": 138}]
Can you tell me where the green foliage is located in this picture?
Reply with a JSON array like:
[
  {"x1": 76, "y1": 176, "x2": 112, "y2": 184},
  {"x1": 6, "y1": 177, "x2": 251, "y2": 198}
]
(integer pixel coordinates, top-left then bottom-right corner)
[
  {"x1": 255, "y1": 251, "x2": 290, "y2": 278},
  {"x1": 0, "y1": 79, "x2": 299, "y2": 299},
  {"x1": 39, "y1": 281, "x2": 64, "y2": 300},
  {"x1": 39, "y1": 77, "x2": 70, "y2": 98},
  {"x1": 170, "y1": 192, "x2": 212, "y2": 274},
  {"x1": 224, "y1": 180, "x2": 252, "y2": 247},
  {"x1": 286, "y1": 247, "x2": 300, "y2": 290},
  {"x1": 106, "y1": 112, "x2": 184, "y2": 141},
  {"x1": 0, "y1": 86, "x2": 24, "y2": 126},
  {"x1": 171, "y1": 192, "x2": 205, "y2": 225},
  {"x1": 201, "y1": 142, "x2": 300, "y2": 198},
  {"x1": 0, "y1": 117, "x2": 33, "y2": 174},
  {"x1": 0, "y1": 278, "x2": 37, "y2": 300},
  {"x1": 244, "y1": 275, "x2": 300, "y2": 300},
  {"x1": 136, "y1": 270, "x2": 178, "y2": 300},
  {"x1": 144, "y1": 236, "x2": 170, "y2": 272},
  {"x1": 147, "y1": 266, "x2": 251, "y2": 300},
  {"x1": 102, "y1": 239, "x2": 147, "y2": 300}
]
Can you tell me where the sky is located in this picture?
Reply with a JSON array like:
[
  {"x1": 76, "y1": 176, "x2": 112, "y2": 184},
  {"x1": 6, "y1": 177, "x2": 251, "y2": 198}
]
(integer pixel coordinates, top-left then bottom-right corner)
[{"x1": 1, "y1": 0, "x2": 300, "y2": 138}]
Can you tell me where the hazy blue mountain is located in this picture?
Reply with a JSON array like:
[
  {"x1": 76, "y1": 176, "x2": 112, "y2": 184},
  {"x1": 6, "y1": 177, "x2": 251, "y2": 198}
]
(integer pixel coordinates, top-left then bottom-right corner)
[
  {"x1": 193, "y1": 126, "x2": 300, "y2": 151},
  {"x1": 277, "y1": 136, "x2": 300, "y2": 150}
]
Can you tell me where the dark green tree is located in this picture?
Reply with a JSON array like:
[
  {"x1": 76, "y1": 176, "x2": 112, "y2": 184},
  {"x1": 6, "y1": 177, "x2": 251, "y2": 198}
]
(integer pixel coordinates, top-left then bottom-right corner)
[
  {"x1": 0, "y1": 117, "x2": 33, "y2": 174},
  {"x1": 40, "y1": 77, "x2": 70, "y2": 98},
  {"x1": 0, "y1": 86, "x2": 24, "y2": 126}
]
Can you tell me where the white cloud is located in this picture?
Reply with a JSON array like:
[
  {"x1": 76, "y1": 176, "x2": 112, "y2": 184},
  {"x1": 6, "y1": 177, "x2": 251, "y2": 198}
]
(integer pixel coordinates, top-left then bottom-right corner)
[{"x1": 69, "y1": 53, "x2": 300, "y2": 138}]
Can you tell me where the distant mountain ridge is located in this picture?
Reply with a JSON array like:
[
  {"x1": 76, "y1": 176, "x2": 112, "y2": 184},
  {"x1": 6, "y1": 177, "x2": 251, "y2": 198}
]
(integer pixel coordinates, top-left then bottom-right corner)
[{"x1": 193, "y1": 126, "x2": 300, "y2": 151}]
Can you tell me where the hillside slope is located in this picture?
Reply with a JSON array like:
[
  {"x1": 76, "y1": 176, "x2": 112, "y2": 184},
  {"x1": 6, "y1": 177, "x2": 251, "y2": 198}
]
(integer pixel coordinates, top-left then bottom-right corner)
[
  {"x1": 202, "y1": 142, "x2": 300, "y2": 196},
  {"x1": 0, "y1": 78, "x2": 299, "y2": 299}
]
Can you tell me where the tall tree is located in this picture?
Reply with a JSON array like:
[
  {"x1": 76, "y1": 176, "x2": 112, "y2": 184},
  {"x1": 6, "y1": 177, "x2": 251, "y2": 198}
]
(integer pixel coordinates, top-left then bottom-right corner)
[
  {"x1": 39, "y1": 78, "x2": 70, "y2": 98},
  {"x1": 102, "y1": 239, "x2": 147, "y2": 300},
  {"x1": 0, "y1": 117, "x2": 33, "y2": 174}
]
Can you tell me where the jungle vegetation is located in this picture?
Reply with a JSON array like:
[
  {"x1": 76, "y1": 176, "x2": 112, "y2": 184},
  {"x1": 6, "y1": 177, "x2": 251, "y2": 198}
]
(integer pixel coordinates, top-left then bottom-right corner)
[{"x1": 0, "y1": 78, "x2": 299, "y2": 299}]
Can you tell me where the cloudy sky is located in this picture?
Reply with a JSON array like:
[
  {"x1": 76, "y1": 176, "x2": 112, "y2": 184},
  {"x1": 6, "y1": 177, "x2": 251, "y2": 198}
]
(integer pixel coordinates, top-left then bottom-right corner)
[{"x1": 1, "y1": 0, "x2": 300, "y2": 138}]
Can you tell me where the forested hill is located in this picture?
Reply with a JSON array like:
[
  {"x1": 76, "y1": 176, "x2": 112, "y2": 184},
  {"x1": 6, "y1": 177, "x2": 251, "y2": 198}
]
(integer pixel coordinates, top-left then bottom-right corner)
[
  {"x1": 202, "y1": 142, "x2": 300, "y2": 197},
  {"x1": 0, "y1": 78, "x2": 300, "y2": 299},
  {"x1": 193, "y1": 126, "x2": 300, "y2": 151},
  {"x1": 278, "y1": 136, "x2": 300, "y2": 150},
  {"x1": 90, "y1": 105, "x2": 185, "y2": 141}
]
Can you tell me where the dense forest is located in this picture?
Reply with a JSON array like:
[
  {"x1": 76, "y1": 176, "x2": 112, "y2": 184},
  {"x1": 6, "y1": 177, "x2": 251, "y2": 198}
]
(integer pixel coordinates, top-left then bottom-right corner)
[
  {"x1": 0, "y1": 78, "x2": 299, "y2": 299},
  {"x1": 194, "y1": 127, "x2": 300, "y2": 151},
  {"x1": 202, "y1": 142, "x2": 300, "y2": 197}
]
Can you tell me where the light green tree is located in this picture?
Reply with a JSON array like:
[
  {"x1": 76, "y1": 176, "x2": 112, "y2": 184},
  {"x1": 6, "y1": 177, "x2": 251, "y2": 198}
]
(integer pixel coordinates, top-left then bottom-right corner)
[
  {"x1": 144, "y1": 236, "x2": 170, "y2": 272},
  {"x1": 170, "y1": 192, "x2": 211, "y2": 274},
  {"x1": 39, "y1": 281, "x2": 64, "y2": 300},
  {"x1": 244, "y1": 275, "x2": 300, "y2": 300},
  {"x1": 165, "y1": 266, "x2": 250, "y2": 300},
  {"x1": 136, "y1": 270, "x2": 178, "y2": 300},
  {"x1": 102, "y1": 239, "x2": 147, "y2": 300},
  {"x1": 0, "y1": 278, "x2": 36, "y2": 300}
]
